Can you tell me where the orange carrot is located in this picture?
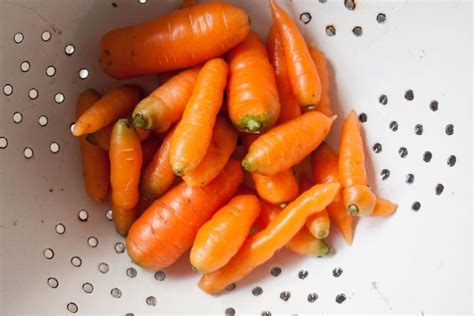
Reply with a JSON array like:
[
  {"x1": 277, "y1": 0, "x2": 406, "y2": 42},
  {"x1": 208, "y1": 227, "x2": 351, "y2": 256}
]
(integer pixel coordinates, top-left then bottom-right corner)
[
  {"x1": 141, "y1": 137, "x2": 162, "y2": 166},
  {"x1": 73, "y1": 85, "x2": 141, "y2": 136},
  {"x1": 100, "y1": 2, "x2": 250, "y2": 79},
  {"x1": 127, "y1": 159, "x2": 243, "y2": 270},
  {"x1": 170, "y1": 58, "x2": 228, "y2": 176},
  {"x1": 309, "y1": 45, "x2": 333, "y2": 116},
  {"x1": 372, "y1": 198, "x2": 397, "y2": 217},
  {"x1": 269, "y1": 0, "x2": 321, "y2": 108},
  {"x1": 267, "y1": 25, "x2": 301, "y2": 123},
  {"x1": 339, "y1": 111, "x2": 376, "y2": 216},
  {"x1": 133, "y1": 67, "x2": 200, "y2": 132},
  {"x1": 301, "y1": 176, "x2": 330, "y2": 239},
  {"x1": 87, "y1": 123, "x2": 150, "y2": 150},
  {"x1": 183, "y1": 117, "x2": 238, "y2": 187},
  {"x1": 190, "y1": 194, "x2": 260, "y2": 273},
  {"x1": 76, "y1": 89, "x2": 109, "y2": 203},
  {"x1": 227, "y1": 31, "x2": 280, "y2": 132},
  {"x1": 198, "y1": 182, "x2": 340, "y2": 294},
  {"x1": 180, "y1": 0, "x2": 197, "y2": 9},
  {"x1": 243, "y1": 111, "x2": 335, "y2": 176}
]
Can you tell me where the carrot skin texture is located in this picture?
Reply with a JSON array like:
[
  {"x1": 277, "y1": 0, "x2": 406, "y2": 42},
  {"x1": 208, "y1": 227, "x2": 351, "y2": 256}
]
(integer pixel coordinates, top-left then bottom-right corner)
[
  {"x1": 141, "y1": 137, "x2": 162, "y2": 166},
  {"x1": 73, "y1": 85, "x2": 141, "y2": 136},
  {"x1": 76, "y1": 89, "x2": 109, "y2": 203},
  {"x1": 100, "y1": 2, "x2": 250, "y2": 79},
  {"x1": 300, "y1": 176, "x2": 330, "y2": 239},
  {"x1": 190, "y1": 194, "x2": 260, "y2": 273},
  {"x1": 198, "y1": 182, "x2": 340, "y2": 294},
  {"x1": 372, "y1": 198, "x2": 397, "y2": 217},
  {"x1": 127, "y1": 159, "x2": 243, "y2": 270},
  {"x1": 87, "y1": 123, "x2": 150, "y2": 151},
  {"x1": 170, "y1": 58, "x2": 228, "y2": 176},
  {"x1": 227, "y1": 31, "x2": 280, "y2": 132},
  {"x1": 309, "y1": 46, "x2": 333, "y2": 116}
]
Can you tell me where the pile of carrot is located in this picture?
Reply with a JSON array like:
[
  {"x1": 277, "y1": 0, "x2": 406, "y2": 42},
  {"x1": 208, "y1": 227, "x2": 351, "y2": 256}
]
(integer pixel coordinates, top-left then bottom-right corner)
[{"x1": 73, "y1": 0, "x2": 397, "y2": 294}]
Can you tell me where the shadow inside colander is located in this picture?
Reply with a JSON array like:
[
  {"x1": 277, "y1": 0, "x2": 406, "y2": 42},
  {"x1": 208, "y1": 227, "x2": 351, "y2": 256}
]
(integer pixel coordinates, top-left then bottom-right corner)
[{"x1": 162, "y1": 249, "x2": 196, "y2": 279}]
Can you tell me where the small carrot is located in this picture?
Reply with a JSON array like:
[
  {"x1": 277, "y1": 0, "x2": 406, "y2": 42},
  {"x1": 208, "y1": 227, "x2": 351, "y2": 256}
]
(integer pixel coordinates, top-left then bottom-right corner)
[
  {"x1": 190, "y1": 195, "x2": 260, "y2": 273},
  {"x1": 87, "y1": 123, "x2": 150, "y2": 150},
  {"x1": 76, "y1": 89, "x2": 109, "y2": 203},
  {"x1": 73, "y1": 85, "x2": 141, "y2": 136},
  {"x1": 183, "y1": 116, "x2": 238, "y2": 187},
  {"x1": 269, "y1": 0, "x2": 321, "y2": 108},
  {"x1": 339, "y1": 111, "x2": 376, "y2": 216},
  {"x1": 372, "y1": 198, "x2": 397, "y2": 217},
  {"x1": 127, "y1": 159, "x2": 243, "y2": 270},
  {"x1": 180, "y1": 0, "x2": 196, "y2": 8},
  {"x1": 132, "y1": 67, "x2": 200, "y2": 132},
  {"x1": 267, "y1": 25, "x2": 301, "y2": 123},
  {"x1": 309, "y1": 45, "x2": 333, "y2": 116},
  {"x1": 243, "y1": 111, "x2": 335, "y2": 176},
  {"x1": 100, "y1": 2, "x2": 250, "y2": 79},
  {"x1": 227, "y1": 31, "x2": 280, "y2": 132},
  {"x1": 170, "y1": 58, "x2": 228, "y2": 176},
  {"x1": 301, "y1": 176, "x2": 330, "y2": 239},
  {"x1": 198, "y1": 182, "x2": 340, "y2": 294},
  {"x1": 141, "y1": 136, "x2": 162, "y2": 166},
  {"x1": 109, "y1": 119, "x2": 142, "y2": 235}
]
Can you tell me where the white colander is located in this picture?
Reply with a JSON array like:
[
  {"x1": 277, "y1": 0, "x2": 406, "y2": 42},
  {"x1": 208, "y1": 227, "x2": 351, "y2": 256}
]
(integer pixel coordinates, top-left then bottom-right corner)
[{"x1": 0, "y1": 0, "x2": 472, "y2": 315}]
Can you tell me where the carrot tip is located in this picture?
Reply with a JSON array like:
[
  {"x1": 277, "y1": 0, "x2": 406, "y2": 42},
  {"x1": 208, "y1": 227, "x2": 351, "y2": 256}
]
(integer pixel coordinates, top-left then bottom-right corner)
[
  {"x1": 133, "y1": 113, "x2": 149, "y2": 129},
  {"x1": 348, "y1": 204, "x2": 359, "y2": 215},
  {"x1": 318, "y1": 241, "x2": 331, "y2": 256},
  {"x1": 173, "y1": 167, "x2": 185, "y2": 177},
  {"x1": 317, "y1": 230, "x2": 329, "y2": 239},
  {"x1": 241, "y1": 159, "x2": 254, "y2": 172},
  {"x1": 241, "y1": 117, "x2": 262, "y2": 132}
]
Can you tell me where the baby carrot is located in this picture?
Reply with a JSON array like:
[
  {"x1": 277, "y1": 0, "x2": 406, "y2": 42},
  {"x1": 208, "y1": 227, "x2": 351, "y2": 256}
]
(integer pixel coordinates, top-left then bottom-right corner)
[
  {"x1": 267, "y1": 25, "x2": 301, "y2": 123},
  {"x1": 100, "y1": 2, "x2": 250, "y2": 79},
  {"x1": 190, "y1": 195, "x2": 260, "y2": 273},
  {"x1": 309, "y1": 45, "x2": 333, "y2": 116},
  {"x1": 301, "y1": 176, "x2": 330, "y2": 239},
  {"x1": 73, "y1": 85, "x2": 141, "y2": 136},
  {"x1": 269, "y1": 0, "x2": 321, "y2": 108},
  {"x1": 132, "y1": 67, "x2": 200, "y2": 132},
  {"x1": 183, "y1": 117, "x2": 238, "y2": 187},
  {"x1": 76, "y1": 89, "x2": 109, "y2": 204},
  {"x1": 127, "y1": 159, "x2": 243, "y2": 270},
  {"x1": 141, "y1": 136, "x2": 162, "y2": 166},
  {"x1": 87, "y1": 123, "x2": 150, "y2": 150},
  {"x1": 372, "y1": 198, "x2": 397, "y2": 217},
  {"x1": 243, "y1": 111, "x2": 335, "y2": 176},
  {"x1": 170, "y1": 58, "x2": 228, "y2": 176},
  {"x1": 339, "y1": 111, "x2": 376, "y2": 216},
  {"x1": 227, "y1": 31, "x2": 280, "y2": 132},
  {"x1": 198, "y1": 182, "x2": 340, "y2": 294}
]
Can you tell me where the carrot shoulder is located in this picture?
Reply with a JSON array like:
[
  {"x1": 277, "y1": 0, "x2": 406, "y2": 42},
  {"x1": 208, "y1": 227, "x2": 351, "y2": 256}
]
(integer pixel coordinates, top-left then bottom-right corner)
[{"x1": 309, "y1": 45, "x2": 333, "y2": 116}]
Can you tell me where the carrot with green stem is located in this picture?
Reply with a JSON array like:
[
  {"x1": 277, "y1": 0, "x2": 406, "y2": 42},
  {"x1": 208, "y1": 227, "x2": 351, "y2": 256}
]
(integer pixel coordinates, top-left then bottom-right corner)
[
  {"x1": 309, "y1": 45, "x2": 333, "y2": 116},
  {"x1": 87, "y1": 123, "x2": 150, "y2": 150},
  {"x1": 170, "y1": 58, "x2": 228, "y2": 176},
  {"x1": 300, "y1": 176, "x2": 330, "y2": 239}
]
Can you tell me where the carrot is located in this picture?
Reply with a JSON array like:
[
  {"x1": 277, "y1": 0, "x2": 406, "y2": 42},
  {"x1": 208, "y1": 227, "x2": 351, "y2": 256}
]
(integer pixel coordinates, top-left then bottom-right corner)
[
  {"x1": 190, "y1": 195, "x2": 260, "y2": 273},
  {"x1": 269, "y1": 0, "x2": 321, "y2": 108},
  {"x1": 100, "y1": 2, "x2": 250, "y2": 79},
  {"x1": 76, "y1": 89, "x2": 109, "y2": 203},
  {"x1": 243, "y1": 111, "x2": 335, "y2": 176},
  {"x1": 72, "y1": 85, "x2": 141, "y2": 136},
  {"x1": 87, "y1": 123, "x2": 150, "y2": 150},
  {"x1": 109, "y1": 119, "x2": 142, "y2": 235},
  {"x1": 132, "y1": 67, "x2": 200, "y2": 132},
  {"x1": 198, "y1": 182, "x2": 340, "y2": 294},
  {"x1": 170, "y1": 58, "x2": 228, "y2": 176},
  {"x1": 372, "y1": 198, "x2": 397, "y2": 217},
  {"x1": 339, "y1": 111, "x2": 376, "y2": 216},
  {"x1": 127, "y1": 159, "x2": 243, "y2": 270},
  {"x1": 141, "y1": 136, "x2": 162, "y2": 166},
  {"x1": 141, "y1": 128, "x2": 176, "y2": 201},
  {"x1": 180, "y1": 0, "x2": 197, "y2": 9},
  {"x1": 309, "y1": 45, "x2": 333, "y2": 116},
  {"x1": 301, "y1": 176, "x2": 330, "y2": 239},
  {"x1": 267, "y1": 25, "x2": 301, "y2": 123},
  {"x1": 227, "y1": 31, "x2": 280, "y2": 132},
  {"x1": 183, "y1": 117, "x2": 238, "y2": 187}
]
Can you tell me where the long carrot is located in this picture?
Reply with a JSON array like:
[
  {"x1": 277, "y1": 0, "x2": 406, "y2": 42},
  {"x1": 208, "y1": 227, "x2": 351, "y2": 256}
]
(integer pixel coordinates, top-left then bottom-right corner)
[
  {"x1": 243, "y1": 111, "x2": 335, "y2": 176},
  {"x1": 227, "y1": 31, "x2": 280, "y2": 132},
  {"x1": 301, "y1": 176, "x2": 330, "y2": 239},
  {"x1": 183, "y1": 117, "x2": 238, "y2": 187},
  {"x1": 372, "y1": 198, "x2": 397, "y2": 217},
  {"x1": 339, "y1": 111, "x2": 376, "y2": 216},
  {"x1": 198, "y1": 182, "x2": 340, "y2": 294},
  {"x1": 87, "y1": 123, "x2": 150, "y2": 150},
  {"x1": 269, "y1": 0, "x2": 321, "y2": 108},
  {"x1": 170, "y1": 58, "x2": 228, "y2": 176},
  {"x1": 267, "y1": 25, "x2": 301, "y2": 123},
  {"x1": 72, "y1": 85, "x2": 141, "y2": 136},
  {"x1": 132, "y1": 67, "x2": 200, "y2": 132},
  {"x1": 100, "y1": 2, "x2": 250, "y2": 79},
  {"x1": 76, "y1": 89, "x2": 109, "y2": 203},
  {"x1": 127, "y1": 159, "x2": 243, "y2": 270},
  {"x1": 190, "y1": 194, "x2": 260, "y2": 273},
  {"x1": 309, "y1": 45, "x2": 333, "y2": 116},
  {"x1": 141, "y1": 136, "x2": 162, "y2": 166}
]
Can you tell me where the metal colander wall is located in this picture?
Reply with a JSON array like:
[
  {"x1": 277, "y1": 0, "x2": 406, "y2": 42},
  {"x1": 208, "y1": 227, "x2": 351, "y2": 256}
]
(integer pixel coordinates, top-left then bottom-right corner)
[{"x1": 0, "y1": 0, "x2": 472, "y2": 315}]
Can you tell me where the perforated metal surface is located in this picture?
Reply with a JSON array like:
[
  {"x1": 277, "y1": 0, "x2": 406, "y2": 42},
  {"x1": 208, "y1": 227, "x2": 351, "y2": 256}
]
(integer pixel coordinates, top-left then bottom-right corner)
[{"x1": 0, "y1": 0, "x2": 472, "y2": 315}]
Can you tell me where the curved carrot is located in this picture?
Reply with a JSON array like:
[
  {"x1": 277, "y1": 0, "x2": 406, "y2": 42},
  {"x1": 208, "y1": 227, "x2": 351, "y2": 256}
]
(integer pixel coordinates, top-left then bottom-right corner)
[
  {"x1": 133, "y1": 67, "x2": 200, "y2": 132},
  {"x1": 127, "y1": 159, "x2": 243, "y2": 270},
  {"x1": 227, "y1": 31, "x2": 280, "y2": 132},
  {"x1": 170, "y1": 58, "x2": 228, "y2": 176},
  {"x1": 339, "y1": 111, "x2": 376, "y2": 216},
  {"x1": 141, "y1": 136, "x2": 162, "y2": 166},
  {"x1": 183, "y1": 117, "x2": 238, "y2": 187},
  {"x1": 372, "y1": 198, "x2": 397, "y2": 217},
  {"x1": 190, "y1": 194, "x2": 260, "y2": 273},
  {"x1": 87, "y1": 123, "x2": 150, "y2": 150},
  {"x1": 198, "y1": 182, "x2": 340, "y2": 294},
  {"x1": 243, "y1": 111, "x2": 335, "y2": 176},
  {"x1": 100, "y1": 2, "x2": 250, "y2": 79},
  {"x1": 301, "y1": 176, "x2": 330, "y2": 239},
  {"x1": 267, "y1": 25, "x2": 301, "y2": 123},
  {"x1": 309, "y1": 45, "x2": 333, "y2": 116},
  {"x1": 180, "y1": 0, "x2": 197, "y2": 9},
  {"x1": 76, "y1": 89, "x2": 109, "y2": 203},
  {"x1": 269, "y1": 0, "x2": 321, "y2": 108},
  {"x1": 73, "y1": 85, "x2": 141, "y2": 136}
]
